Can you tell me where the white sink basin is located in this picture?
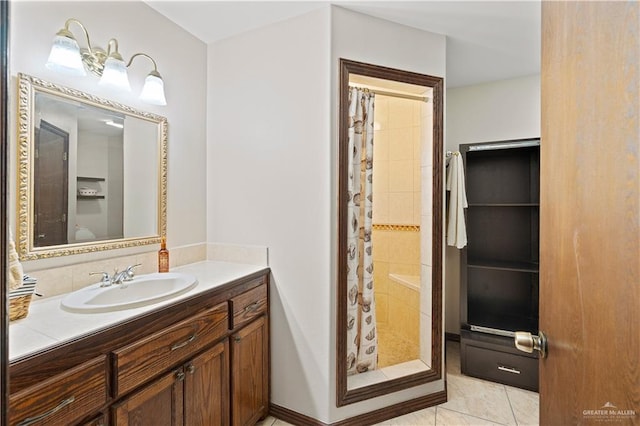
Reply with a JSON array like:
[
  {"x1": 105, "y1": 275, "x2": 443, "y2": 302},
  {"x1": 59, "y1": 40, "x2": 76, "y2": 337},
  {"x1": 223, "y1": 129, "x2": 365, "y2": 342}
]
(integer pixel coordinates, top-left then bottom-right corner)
[{"x1": 61, "y1": 272, "x2": 198, "y2": 313}]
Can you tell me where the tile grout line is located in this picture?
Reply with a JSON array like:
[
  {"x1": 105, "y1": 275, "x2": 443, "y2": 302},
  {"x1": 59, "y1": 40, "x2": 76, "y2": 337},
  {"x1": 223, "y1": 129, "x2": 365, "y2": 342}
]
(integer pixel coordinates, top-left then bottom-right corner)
[
  {"x1": 504, "y1": 384, "x2": 519, "y2": 426},
  {"x1": 436, "y1": 406, "x2": 510, "y2": 426}
]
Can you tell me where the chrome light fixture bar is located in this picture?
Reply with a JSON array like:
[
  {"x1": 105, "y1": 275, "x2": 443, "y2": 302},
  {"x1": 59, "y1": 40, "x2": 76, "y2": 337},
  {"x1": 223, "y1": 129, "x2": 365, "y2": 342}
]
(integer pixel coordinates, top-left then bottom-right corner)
[{"x1": 46, "y1": 18, "x2": 167, "y2": 106}]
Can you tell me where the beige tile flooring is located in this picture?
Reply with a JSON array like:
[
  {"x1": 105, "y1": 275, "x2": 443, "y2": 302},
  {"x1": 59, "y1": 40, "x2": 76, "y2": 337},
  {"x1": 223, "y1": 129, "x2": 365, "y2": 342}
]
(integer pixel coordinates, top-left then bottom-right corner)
[{"x1": 259, "y1": 341, "x2": 539, "y2": 425}]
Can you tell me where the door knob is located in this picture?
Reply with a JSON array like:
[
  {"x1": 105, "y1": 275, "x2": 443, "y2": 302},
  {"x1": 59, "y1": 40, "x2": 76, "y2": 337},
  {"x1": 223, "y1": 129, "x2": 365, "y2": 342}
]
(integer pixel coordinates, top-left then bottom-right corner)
[{"x1": 514, "y1": 331, "x2": 547, "y2": 359}]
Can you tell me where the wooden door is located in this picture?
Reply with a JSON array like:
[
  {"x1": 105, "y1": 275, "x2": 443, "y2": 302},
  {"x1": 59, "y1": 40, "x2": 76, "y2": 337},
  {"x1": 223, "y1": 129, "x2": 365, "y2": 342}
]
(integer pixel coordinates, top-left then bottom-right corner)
[
  {"x1": 540, "y1": 2, "x2": 639, "y2": 424},
  {"x1": 231, "y1": 316, "x2": 268, "y2": 426},
  {"x1": 184, "y1": 341, "x2": 229, "y2": 425},
  {"x1": 34, "y1": 120, "x2": 69, "y2": 247},
  {"x1": 112, "y1": 369, "x2": 184, "y2": 426}
]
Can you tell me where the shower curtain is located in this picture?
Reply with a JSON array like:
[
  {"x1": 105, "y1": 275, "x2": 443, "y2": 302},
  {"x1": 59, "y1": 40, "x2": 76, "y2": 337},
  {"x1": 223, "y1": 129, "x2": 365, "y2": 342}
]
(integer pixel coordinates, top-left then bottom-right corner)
[{"x1": 346, "y1": 87, "x2": 378, "y2": 375}]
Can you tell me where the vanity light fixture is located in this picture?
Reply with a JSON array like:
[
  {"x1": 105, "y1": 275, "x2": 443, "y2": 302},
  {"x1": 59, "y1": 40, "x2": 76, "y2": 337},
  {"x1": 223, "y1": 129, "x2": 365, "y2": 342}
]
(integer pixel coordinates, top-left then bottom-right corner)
[{"x1": 46, "y1": 18, "x2": 167, "y2": 106}]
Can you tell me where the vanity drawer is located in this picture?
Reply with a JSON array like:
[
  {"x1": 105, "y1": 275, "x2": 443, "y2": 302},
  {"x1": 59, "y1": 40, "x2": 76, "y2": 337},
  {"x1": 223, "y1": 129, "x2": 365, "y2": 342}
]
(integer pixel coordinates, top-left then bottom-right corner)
[
  {"x1": 9, "y1": 355, "x2": 108, "y2": 426},
  {"x1": 464, "y1": 344, "x2": 538, "y2": 391},
  {"x1": 113, "y1": 302, "x2": 228, "y2": 397},
  {"x1": 229, "y1": 283, "x2": 267, "y2": 330}
]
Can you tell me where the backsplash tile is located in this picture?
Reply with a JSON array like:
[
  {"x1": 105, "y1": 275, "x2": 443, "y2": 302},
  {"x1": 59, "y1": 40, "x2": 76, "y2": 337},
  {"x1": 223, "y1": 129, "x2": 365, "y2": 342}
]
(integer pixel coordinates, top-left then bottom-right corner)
[{"x1": 24, "y1": 243, "x2": 209, "y2": 299}]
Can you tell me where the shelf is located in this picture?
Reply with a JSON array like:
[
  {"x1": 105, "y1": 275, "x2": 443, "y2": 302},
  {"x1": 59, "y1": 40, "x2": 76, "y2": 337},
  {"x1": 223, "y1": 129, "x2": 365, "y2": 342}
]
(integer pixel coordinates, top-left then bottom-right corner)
[
  {"x1": 77, "y1": 195, "x2": 105, "y2": 199},
  {"x1": 466, "y1": 311, "x2": 538, "y2": 335},
  {"x1": 77, "y1": 176, "x2": 105, "y2": 182},
  {"x1": 467, "y1": 260, "x2": 539, "y2": 273}
]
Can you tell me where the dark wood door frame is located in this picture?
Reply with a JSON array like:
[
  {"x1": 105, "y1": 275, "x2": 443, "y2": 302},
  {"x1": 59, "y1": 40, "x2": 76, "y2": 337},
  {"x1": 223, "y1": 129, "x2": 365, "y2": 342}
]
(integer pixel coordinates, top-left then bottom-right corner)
[
  {"x1": 1, "y1": 0, "x2": 9, "y2": 424},
  {"x1": 336, "y1": 58, "x2": 444, "y2": 407},
  {"x1": 34, "y1": 120, "x2": 69, "y2": 247}
]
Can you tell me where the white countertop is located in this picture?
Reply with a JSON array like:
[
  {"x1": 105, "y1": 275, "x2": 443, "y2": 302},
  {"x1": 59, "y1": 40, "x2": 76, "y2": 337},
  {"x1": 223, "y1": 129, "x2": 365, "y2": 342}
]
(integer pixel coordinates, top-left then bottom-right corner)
[{"x1": 9, "y1": 261, "x2": 268, "y2": 362}]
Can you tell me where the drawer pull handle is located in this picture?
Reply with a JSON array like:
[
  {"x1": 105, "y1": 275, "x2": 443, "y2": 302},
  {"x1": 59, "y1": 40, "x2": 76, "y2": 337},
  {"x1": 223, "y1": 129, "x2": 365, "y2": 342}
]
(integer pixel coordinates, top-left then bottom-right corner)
[
  {"x1": 17, "y1": 396, "x2": 75, "y2": 426},
  {"x1": 244, "y1": 302, "x2": 259, "y2": 313},
  {"x1": 497, "y1": 365, "x2": 521, "y2": 375},
  {"x1": 176, "y1": 370, "x2": 186, "y2": 381},
  {"x1": 187, "y1": 364, "x2": 196, "y2": 374},
  {"x1": 171, "y1": 333, "x2": 197, "y2": 351}
]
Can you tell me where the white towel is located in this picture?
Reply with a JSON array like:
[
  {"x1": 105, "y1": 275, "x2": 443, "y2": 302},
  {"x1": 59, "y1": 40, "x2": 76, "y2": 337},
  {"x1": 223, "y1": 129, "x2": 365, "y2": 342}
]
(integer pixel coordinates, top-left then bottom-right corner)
[
  {"x1": 446, "y1": 153, "x2": 468, "y2": 249},
  {"x1": 8, "y1": 228, "x2": 24, "y2": 291}
]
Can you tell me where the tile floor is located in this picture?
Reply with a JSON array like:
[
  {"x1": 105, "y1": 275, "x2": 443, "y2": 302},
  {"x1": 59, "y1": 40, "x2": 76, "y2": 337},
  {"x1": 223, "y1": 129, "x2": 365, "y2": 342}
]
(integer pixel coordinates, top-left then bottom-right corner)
[{"x1": 258, "y1": 341, "x2": 539, "y2": 425}]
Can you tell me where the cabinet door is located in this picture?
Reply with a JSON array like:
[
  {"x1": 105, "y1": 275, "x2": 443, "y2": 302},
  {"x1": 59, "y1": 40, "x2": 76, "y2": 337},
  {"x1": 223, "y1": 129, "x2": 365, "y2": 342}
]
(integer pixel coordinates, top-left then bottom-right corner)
[
  {"x1": 184, "y1": 341, "x2": 230, "y2": 426},
  {"x1": 78, "y1": 413, "x2": 106, "y2": 426},
  {"x1": 231, "y1": 316, "x2": 268, "y2": 426},
  {"x1": 112, "y1": 369, "x2": 184, "y2": 426}
]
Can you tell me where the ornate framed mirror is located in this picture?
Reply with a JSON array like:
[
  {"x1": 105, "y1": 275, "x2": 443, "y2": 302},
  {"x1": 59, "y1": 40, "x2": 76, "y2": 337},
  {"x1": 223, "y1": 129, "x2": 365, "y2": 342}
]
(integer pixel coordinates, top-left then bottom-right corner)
[
  {"x1": 336, "y1": 59, "x2": 444, "y2": 406},
  {"x1": 16, "y1": 73, "x2": 167, "y2": 260}
]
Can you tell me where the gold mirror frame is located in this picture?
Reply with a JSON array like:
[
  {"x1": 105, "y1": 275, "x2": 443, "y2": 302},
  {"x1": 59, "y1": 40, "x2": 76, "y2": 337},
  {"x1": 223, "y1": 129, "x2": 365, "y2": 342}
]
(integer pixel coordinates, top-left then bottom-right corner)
[{"x1": 16, "y1": 73, "x2": 167, "y2": 260}]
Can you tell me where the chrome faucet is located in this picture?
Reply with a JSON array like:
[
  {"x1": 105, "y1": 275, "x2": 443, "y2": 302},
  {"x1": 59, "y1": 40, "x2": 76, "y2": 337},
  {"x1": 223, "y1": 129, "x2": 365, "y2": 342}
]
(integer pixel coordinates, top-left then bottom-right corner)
[
  {"x1": 89, "y1": 271, "x2": 113, "y2": 287},
  {"x1": 90, "y1": 264, "x2": 141, "y2": 287},
  {"x1": 112, "y1": 264, "x2": 142, "y2": 286}
]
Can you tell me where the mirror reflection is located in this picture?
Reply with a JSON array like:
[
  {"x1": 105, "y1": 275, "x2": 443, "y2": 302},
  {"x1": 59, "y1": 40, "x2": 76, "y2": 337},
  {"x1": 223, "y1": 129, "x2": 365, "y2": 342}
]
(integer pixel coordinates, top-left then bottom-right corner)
[
  {"x1": 17, "y1": 73, "x2": 167, "y2": 260},
  {"x1": 337, "y1": 59, "x2": 444, "y2": 407},
  {"x1": 346, "y1": 76, "x2": 434, "y2": 388}
]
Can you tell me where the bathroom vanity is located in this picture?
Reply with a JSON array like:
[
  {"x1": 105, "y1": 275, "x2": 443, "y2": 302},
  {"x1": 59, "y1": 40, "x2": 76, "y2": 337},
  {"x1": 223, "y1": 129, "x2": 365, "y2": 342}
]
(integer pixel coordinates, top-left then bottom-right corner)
[{"x1": 8, "y1": 261, "x2": 270, "y2": 426}]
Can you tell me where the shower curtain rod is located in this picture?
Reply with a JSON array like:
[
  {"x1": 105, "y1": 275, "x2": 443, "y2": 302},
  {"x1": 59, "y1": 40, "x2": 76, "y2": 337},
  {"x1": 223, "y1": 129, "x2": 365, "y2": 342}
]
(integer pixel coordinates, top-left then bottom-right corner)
[{"x1": 349, "y1": 83, "x2": 429, "y2": 103}]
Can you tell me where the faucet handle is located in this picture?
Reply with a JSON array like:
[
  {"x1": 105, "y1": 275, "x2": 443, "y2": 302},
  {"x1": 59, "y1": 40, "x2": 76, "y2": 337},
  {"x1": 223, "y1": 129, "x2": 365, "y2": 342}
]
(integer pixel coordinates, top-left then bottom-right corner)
[
  {"x1": 123, "y1": 263, "x2": 142, "y2": 280},
  {"x1": 90, "y1": 271, "x2": 112, "y2": 287}
]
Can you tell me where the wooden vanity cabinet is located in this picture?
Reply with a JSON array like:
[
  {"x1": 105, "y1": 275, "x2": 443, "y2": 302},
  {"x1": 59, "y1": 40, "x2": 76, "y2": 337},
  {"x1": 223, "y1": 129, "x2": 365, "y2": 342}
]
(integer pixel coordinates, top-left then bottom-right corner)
[
  {"x1": 8, "y1": 355, "x2": 108, "y2": 426},
  {"x1": 112, "y1": 340, "x2": 230, "y2": 426},
  {"x1": 9, "y1": 269, "x2": 269, "y2": 426},
  {"x1": 231, "y1": 316, "x2": 268, "y2": 426}
]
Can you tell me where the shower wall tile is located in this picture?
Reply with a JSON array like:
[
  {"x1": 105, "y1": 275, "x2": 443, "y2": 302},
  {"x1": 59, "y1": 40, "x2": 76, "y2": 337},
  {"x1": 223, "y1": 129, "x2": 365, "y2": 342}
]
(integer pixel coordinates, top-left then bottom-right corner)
[
  {"x1": 388, "y1": 231, "x2": 418, "y2": 264},
  {"x1": 373, "y1": 260, "x2": 390, "y2": 294},
  {"x1": 413, "y1": 192, "x2": 422, "y2": 225},
  {"x1": 373, "y1": 129, "x2": 389, "y2": 161},
  {"x1": 373, "y1": 193, "x2": 389, "y2": 224},
  {"x1": 375, "y1": 97, "x2": 389, "y2": 130},
  {"x1": 413, "y1": 126, "x2": 422, "y2": 161},
  {"x1": 372, "y1": 230, "x2": 389, "y2": 262},
  {"x1": 388, "y1": 263, "x2": 420, "y2": 277},
  {"x1": 421, "y1": 215, "x2": 433, "y2": 266},
  {"x1": 373, "y1": 160, "x2": 390, "y2": 194},
  {"x1": 421, "y1": 115, "x2": 434, "y2": 167},
  {"x1": 389, "y1": 160, "x2": 413, "y2": 192},
  {"x1": 420, "y1": 312, "x2": 433, "y2": 366},
  {"x1": 376, "y1": 293, "x2": 389, "y2": 324},
  {"x1": 412, "y1": 101, "x2": 422, "y2": 126},
  {"x1": 421, "y1": 166, "x2": 434, "y2": 216},
  {"x1": 389, "y1": 128, "x2": 413, "y2": 161},
  {"x1": 389, "y1": 193, "x2": 414, "y2": 224},
  {"x1": 388, "y1": 98, "x2": 414, "y2": 129},
  {"x1": 420, "y1": 265, "x2": 433, "y2": 315}
]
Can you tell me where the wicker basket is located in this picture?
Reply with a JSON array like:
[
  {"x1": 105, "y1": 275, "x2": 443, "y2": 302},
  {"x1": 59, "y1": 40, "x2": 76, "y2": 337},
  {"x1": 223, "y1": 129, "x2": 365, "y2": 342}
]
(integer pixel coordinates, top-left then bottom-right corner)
[{"x1": 9, "y1": 277, "x2": 37, "y2": 321}]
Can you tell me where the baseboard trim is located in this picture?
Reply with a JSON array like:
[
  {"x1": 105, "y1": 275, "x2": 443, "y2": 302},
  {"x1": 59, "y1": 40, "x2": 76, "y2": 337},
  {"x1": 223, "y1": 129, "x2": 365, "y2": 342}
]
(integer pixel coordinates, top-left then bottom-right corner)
[
  {"x1": 269, "y1": 404, "x2": 328, "y2": 426},
  {"x1": 445, "y1": 332, "x2": 460, "y2": 342},
  {"x1": 270, "y1": 390, "x2": 447, "y2": 426}
]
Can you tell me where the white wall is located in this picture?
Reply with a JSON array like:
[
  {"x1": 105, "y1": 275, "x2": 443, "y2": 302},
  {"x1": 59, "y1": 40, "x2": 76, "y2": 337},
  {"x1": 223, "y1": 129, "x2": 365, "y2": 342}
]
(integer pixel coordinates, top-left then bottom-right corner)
[
  {"x1": 9, "y1": 1, "x2": 207, "y2": 266},
  {"x1": 208, "y1": 5, "x2": 446, "y2": 423},
  {"x1": 208, "y1": 6, "x2": 333, "y2": 421},
  {"x1": 444, "y1": 75, "x2": 540, "y2": 334}
]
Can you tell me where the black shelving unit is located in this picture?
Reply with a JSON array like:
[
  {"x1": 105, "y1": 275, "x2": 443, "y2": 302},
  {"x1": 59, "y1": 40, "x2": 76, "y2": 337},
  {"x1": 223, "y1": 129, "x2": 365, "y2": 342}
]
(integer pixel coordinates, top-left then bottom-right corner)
[{"x1": 459, "y1": 138, "x2": 540, "y2": 392}]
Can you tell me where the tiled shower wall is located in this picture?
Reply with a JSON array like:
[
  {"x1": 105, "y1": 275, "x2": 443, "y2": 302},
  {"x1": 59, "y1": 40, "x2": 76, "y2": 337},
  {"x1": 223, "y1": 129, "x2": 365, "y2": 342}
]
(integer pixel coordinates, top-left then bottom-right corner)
[{"x1": 372, "y1": 95, "x2": 423, "y2": 342}]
